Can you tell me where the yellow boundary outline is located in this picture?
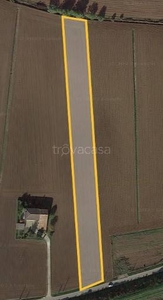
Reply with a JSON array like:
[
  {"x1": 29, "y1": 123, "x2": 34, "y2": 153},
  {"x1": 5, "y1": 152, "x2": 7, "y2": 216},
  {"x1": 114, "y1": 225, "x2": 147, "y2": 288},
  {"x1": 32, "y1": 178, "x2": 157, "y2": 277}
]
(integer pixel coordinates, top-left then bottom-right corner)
[{"x1": 61, "y1": 15, "x2": 104, "y2": 291}]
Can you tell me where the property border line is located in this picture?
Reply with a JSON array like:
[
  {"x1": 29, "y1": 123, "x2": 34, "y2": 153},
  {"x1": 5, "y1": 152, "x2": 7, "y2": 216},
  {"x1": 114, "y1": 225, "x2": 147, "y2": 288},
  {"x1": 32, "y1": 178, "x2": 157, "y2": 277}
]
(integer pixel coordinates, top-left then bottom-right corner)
[
  {"x1": 85, "y1": 19, "x2": 104, "y2": 285},
  {"x1": 132, "y1": 28, "x2": 140, "y2": 224},
  {"x1": 61, "y1": 16, "x2": 82, "y2": 291},
  {"x1": 61, "y1": 16, "x2": 104, "y2": 291}
]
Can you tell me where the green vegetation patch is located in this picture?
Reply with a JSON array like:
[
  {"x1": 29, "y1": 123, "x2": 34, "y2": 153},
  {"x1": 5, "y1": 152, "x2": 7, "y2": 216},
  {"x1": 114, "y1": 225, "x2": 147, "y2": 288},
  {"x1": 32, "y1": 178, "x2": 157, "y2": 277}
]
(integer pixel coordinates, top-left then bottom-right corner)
[
  {"x1": 116, "y1": 284, "x2": 163, "y2": 300},
  {"x1": 112, "y1": 227, "x2": 163, "y2": 277}
]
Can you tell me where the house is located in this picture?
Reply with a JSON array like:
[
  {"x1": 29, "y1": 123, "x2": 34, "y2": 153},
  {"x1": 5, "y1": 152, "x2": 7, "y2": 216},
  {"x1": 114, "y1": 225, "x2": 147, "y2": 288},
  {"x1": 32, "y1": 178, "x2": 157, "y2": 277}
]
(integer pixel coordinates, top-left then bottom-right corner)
[{"x1": 24, "y1": 208, "x2": 48, "y2": 231}]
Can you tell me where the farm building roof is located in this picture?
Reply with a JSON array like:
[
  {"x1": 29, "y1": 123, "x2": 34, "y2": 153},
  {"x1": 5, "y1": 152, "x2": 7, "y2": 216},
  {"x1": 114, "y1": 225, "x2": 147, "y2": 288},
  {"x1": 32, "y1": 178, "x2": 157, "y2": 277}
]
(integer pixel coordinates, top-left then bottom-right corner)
[
  {"x1": 25, "y1": 208, "x2": 48, "y2": 230},
  {"x1": 16, "y1": 223, "x2": 25, "y2": 230}
]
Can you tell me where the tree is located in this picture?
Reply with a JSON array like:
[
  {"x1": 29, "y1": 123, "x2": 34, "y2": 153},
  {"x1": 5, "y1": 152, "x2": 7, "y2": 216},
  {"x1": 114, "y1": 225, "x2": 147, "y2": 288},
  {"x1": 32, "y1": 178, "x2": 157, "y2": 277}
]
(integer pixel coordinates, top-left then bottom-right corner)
[
  {"x1": 50, "y1": 0, "x2": 60, "y2": 7},
  {"x1": 98, "y1": 5, "x2": 107, "y2": 18},
  {"x1": 31, "y1": 221, "x2": 38, "y2": 234},
  {"x1": 61, "y1": 0, "x2": 76, "y2": 10},
  {"x1": 50, "y1": 204, "x2": 57, "y2": 216},
  {"x1": 48, "y1": 215, "x2": 58, "y2": 235},
  {"x1": 74, "y1": 0, "x2": 89, "y2": 13},
  {"x1": 88, "y1": 2, "x2": 98, "y2": 14},
  {"x1": 112, "y1": 12, "x2": 116, "y2": 20},
  {"x1": 37, "y1": 1, "x2": 47, "y2": 9},
  {"x1": 37, "y1": 227, "x2": 45, "y2": 238},
  {"x1": 17, "y1": 200, "x2": 24, "y2": 222},
  {"x1": 50, "y1": 215, "x2": 58, "y2": 226}
]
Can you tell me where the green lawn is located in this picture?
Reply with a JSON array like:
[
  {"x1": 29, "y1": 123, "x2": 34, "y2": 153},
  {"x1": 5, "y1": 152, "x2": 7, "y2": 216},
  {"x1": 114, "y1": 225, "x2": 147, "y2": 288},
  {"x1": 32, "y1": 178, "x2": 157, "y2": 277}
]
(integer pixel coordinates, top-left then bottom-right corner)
[{"x1": 116, "y1": 285, "x2": 163, "y2": 300}]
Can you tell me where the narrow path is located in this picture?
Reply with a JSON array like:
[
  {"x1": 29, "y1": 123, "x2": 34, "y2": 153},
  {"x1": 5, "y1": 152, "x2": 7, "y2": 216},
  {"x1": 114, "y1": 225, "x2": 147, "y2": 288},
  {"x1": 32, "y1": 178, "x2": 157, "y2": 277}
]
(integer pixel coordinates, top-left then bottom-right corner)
[
  {"x1": 40, "y1": 267, "x2": 162, "y2": 300},
  {"x1": 44, "y1": 235, "x2": 51, "y2": 297},
  {"x1": 45, "y1": 265, "x2": 163, "y2": 300}
]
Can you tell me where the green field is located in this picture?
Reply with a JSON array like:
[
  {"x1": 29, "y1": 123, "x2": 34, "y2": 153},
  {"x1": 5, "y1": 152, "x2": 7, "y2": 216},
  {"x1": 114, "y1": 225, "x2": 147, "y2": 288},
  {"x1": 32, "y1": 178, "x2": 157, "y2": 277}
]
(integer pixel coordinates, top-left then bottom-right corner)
[
  {"x1": 112, "y1": 227, "x2": 163, "y2": 277},
  {"x1": 116, "y1": 284, "x2": 163, "y2": 300}
]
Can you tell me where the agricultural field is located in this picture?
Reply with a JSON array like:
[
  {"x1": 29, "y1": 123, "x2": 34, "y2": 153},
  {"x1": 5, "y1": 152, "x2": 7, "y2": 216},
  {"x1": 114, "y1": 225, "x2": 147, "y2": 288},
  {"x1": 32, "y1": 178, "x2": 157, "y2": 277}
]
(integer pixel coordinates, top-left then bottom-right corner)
[
  {"x1": 135, "y1": 25, "x2": 163, "y2": 226},
  {"x1": 119, "y1": 285, "x2": 163, "y2": 300},
  {"x1": 112, "y1": 228, "x2": 163, "y2": 277},
  {"x1": 0, "y1": 0, "x2": 17, "y2": 176},
  {"x1": 89, "y1": 21, "x2": 138, "y2": 281},
  {"x1": 89, "y1": 21, "x2": 163, "y2": 281},
  {"x1": 88, "y1": 0, "x2": 163, "y2": 20},
  {"x1": 1, "y1": 0, "x2": 163, "y2": 298},
  {"x1": 0, "y1": 192, "x2": 47, "y2": 299},
  {"x1": 16, "y1": 0, "x2": 163, "y2": 21},
  {"x1": 0, "y1": 1, "x2": 78, "y2": 298}
]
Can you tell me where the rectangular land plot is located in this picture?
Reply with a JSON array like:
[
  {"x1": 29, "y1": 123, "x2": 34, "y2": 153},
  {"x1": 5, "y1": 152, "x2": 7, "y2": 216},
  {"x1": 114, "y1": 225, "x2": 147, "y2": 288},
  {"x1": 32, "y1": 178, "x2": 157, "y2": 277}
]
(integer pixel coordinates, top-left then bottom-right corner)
[
  {"x1": 62, "y1": 17, "x2": 104, "y2": 289},
  {"x1": 88, "y1": 22, "x2": 137, "y2": 280},
  {"x1": 0, "y1": 192, "x2": 47, "y2": 300},
  {"x1": 112, "y1": 228, "x2": 163, "y2": 277},
  {"x1": 0, "y1": 1, "x2": 17, "y2": 174},
  {"x1": 135, "y1": 26, "x2": 163, "y2": 225}
]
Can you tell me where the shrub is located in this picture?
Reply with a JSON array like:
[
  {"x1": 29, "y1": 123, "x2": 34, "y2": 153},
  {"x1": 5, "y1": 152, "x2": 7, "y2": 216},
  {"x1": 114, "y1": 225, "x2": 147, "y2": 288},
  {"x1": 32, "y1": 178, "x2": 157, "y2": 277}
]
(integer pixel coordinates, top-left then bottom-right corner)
[
  {"x1": 61, "y1": 0, "x2": 76, "y2": 10},
  {"x1": 17, "y1": 200, "x2": 24, "y2": 222},
  {"x1": 88, "y1": 2, "x2": 98, "y2": 15},
  {"x1": 74, "y1": 0, "x2": 89, "y2": 13}
]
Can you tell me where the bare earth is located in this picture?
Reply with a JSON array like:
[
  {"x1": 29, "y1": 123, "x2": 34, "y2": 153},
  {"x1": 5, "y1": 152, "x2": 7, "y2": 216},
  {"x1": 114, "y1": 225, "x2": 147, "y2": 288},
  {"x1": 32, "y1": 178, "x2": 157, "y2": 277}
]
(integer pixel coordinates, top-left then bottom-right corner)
[
  {"x1": 88, "y1": 21, "x2": 163, "y2": 281},
  {"x1": 0, "y1": 2, "x2": 78, "y2": 298},
  {"x1": 0, "y1": 192, "x2": 47, "y2": 299},
  {"x1": 89, "y1": 0, "x2": 163, "y2": 20},
  {"x1": 135, "y1": 25, "x2": 163, "y2": 225},
  {"x1": 89, "y1": 21, "x2": 137, "y2": 280},
  {"x1": 0, "y1": 1, "x2": 17, "y2": 171}
]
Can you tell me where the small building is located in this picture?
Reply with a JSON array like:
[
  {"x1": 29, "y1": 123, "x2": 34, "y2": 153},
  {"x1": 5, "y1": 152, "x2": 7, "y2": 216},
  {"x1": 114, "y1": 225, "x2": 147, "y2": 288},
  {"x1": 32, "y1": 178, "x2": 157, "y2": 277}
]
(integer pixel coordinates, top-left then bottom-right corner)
[
  {"x1": 24, "y1": 208, "x2": 48, "y2": 231},
  {"x1": 16, "y1": 223, "x2": 25, "y2": 231}
]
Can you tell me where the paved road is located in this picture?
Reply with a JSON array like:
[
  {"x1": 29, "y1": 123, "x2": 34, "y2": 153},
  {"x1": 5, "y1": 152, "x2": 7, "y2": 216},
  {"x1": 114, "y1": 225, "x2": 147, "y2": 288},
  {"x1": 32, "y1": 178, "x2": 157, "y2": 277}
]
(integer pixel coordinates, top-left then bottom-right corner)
[
  {"x1": 42, "y1": 265, "x2": 163, "y2": 300},
  {"x1": 44, "y1": 235, "x2": 51, "y2": 297},
  {"x1": 63, "y1": 17, "x2": 103, "y2": 289}
]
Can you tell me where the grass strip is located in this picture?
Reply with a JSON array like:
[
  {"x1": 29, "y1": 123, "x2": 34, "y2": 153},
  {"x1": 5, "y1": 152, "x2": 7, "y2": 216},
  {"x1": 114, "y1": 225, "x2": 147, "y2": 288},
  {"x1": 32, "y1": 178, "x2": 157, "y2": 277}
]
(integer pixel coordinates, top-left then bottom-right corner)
[
  {"x1": 115, "y1": 284, "x2": 163, "y2": 300},
  {"x1": 52, "y1": 288, "x2": 79, "y2": 296}
]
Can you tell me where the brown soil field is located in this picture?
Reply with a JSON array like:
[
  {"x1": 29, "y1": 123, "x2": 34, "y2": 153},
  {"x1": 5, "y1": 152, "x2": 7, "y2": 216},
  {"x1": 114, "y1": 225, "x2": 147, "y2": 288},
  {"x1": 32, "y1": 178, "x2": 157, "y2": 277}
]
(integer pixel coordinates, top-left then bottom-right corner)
[
  {"x1": 0, "y1": 1, "x2": 17, "y2": 175},
  {"x1": 0, "y1": 191, "x2": 47, "y2": 299},
  {"x1": 112, "y1": 228, "x2": 163, "y2": 277},
  {"x1": 89, "y1": 0, "x2": 163, "y2": 20},
  {"x1": 89, "y1": 21, "x2": 163, "y2": 281},
  {"x1": 89, "y1": 21, "x2": 138, "y2": 280},
  {"x1": 135, "y1": 25, "x2": 163, "y2": 226},
  {"x1": 19, "y1": 0, "x2": 163, "y2": 20},
  {"x1": 0, "y1": 2, "x2": 78, "y2": 298}
]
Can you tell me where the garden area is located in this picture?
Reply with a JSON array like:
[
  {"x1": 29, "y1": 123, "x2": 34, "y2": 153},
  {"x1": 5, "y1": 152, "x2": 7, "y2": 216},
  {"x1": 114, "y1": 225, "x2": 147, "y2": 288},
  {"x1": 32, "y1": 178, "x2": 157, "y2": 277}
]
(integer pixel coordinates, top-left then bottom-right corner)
[{"x1": 16, "y1": 193, "x2": 58, "y2": 240}]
